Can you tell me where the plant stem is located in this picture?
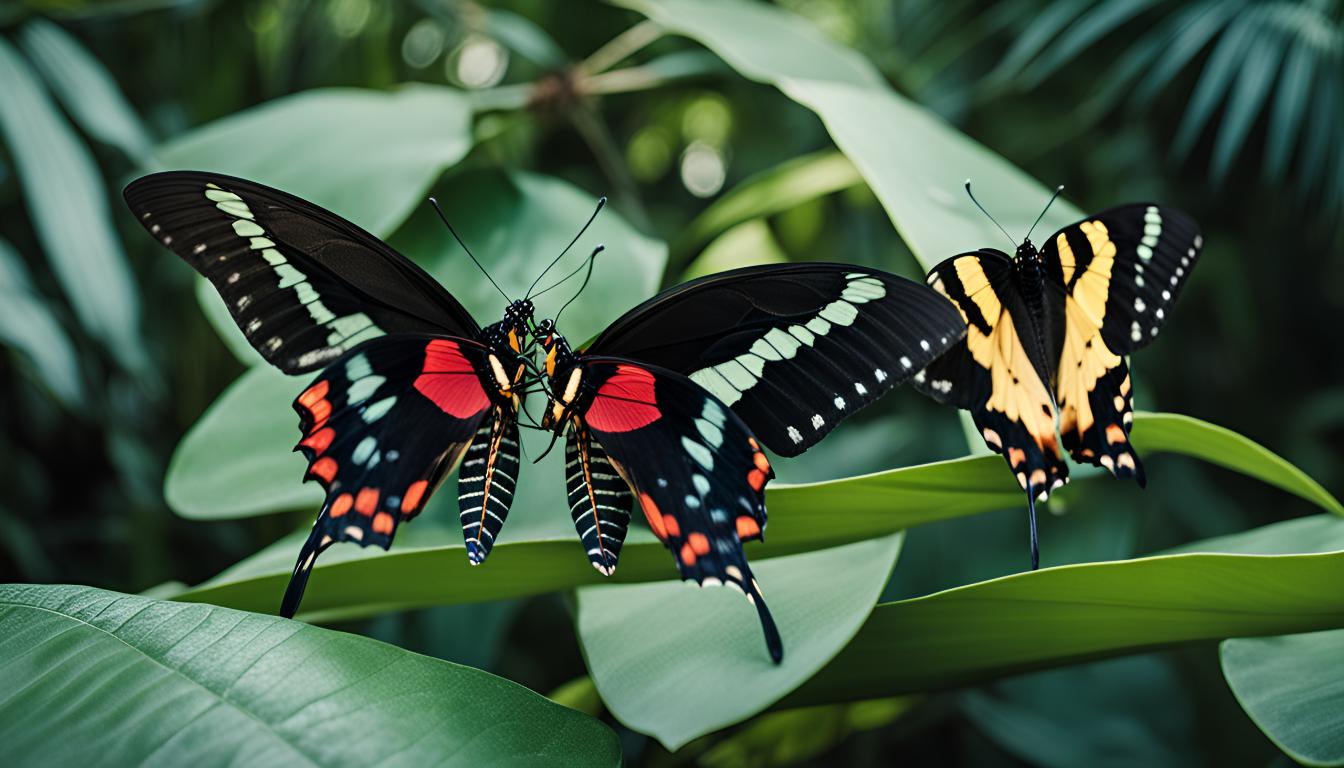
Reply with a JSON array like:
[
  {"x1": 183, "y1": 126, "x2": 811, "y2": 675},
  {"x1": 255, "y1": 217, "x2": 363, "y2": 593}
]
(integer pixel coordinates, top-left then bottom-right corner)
[{"x1": 581, "y1": 19, "x2": 663, "y2": 74}]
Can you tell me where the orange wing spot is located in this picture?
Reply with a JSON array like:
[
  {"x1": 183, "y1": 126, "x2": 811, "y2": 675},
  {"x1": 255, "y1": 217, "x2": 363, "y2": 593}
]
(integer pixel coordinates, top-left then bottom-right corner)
[
  {"x1": 688, "y1": 532, "x2": 710, "y2": 555},
  {"x1": 748, "y1": 436, "x2": 760, "y2": 451},
  {"x1": 1105, "y1": 424, "x2": 1126, "y2": 444},
  {"x1": 307, "y1": 399, "x2": 332, "y2": 427},
  {"x1": 752, "y1": 452, "x2": 771, "y2": 472},
  {"x1": 354, "y1": 487, "x2": 380, "y2": 516},
  {"x1": 1007, "y1": 447, "x2": 1027, "y2": 468},
  {"x1": 401, "y1": 480, "x2": 428, "y2": 514},
  {"x1": 662, "y1": 514, "x2": 681, "y2": 539},
  {"x1": 301, "y1": 427, "x2": 336, "y2": 455},
  {"x1": 736, "y1": 515, "x2": 761, "y2": 539},
  {"x1": 680, "y1": 542, "x2": 697, "y2": 566},
  {"x1": 298, "y1": 380, "x2": 330, "y2": 408},
  {"x1": 640, "y1": 493, "x2": 667, "y2": 539},
  {"x1": 747, "y1": 468, "x2": 767, "y2": 491},
  {"x1": 372, "y1": 512, "x2": 395, "y2": 535},
  {"x1": 310, "y1": 457, "x2": 338, "y2": 483},
  {"x1": 330, "y1": 493, "x2": 353, "y2": 518}
]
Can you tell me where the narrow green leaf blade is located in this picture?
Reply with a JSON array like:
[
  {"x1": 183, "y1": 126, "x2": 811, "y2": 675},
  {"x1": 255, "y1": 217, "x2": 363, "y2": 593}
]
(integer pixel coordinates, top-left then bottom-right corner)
[
  {"x1": 0, "y1": 237, "x2": 83, "y2": 407},
  {"x1": 0, "y1": 38, "x2": 146, "y2": 373},
  {"x1": 576, "y1": 535, "x2": 902, "y2": 749},
  {"x1": 0, "y1": 584, "x2": 620, "y2": 767},
  {"x1": 1222, "y1": 630, "x2": 1344, "y2": 767},
  {"x1": 787, "y1": 515, "x2": 1344, "y2": 707}
]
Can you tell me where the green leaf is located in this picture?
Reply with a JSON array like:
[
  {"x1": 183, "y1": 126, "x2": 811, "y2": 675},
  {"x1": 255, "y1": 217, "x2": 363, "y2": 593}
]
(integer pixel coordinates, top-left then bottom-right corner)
[
  {"x1": 1017, "y1": 0, "x2": 1164, "y2": 90},
  {"x1": 671, "y1": 149, "x2": 862, "y2": 269},
  {"x1": 155, "y1": 85, "x2": 473, "y2": 239},
  {"x1": 613, "y1": 0, "x2": 1082, "y2": 271},
  {"x1": 786, "y1": 514, "x2": 1344, "y2": 707},
  {"x1": 0, "y1": 584, "x2": 619, "y2": 767},
  {"x1": 1263, "y1": 25, "x2": 1314, "y2": 180},
  {"x1": 0, "y1": 237, "x2": 83, "y2": 407},
  {"x1": 172, "y1": 412, "x2": 1339, "y2": 621},
  {"x1": 1208, "y1": 24, "x2": 1284, "y2": 183},
  {"x1": 18, "y1": 19, "x2": 153, "y2": 163},
  {"x1": 1222, "y1": 630, "x2": 1344, "y2": 767},
  {"x1": 1172, "y1": 8, "x2": 1260, "y2": 161},
  {"x1": 575, "y1": 536, "x2": 902, "y2": 750},
  {"x1": 681, "y1": 218, "x2": 788, "y2": 281},
  {"x1": 0, "y1": 37, "x2": 146, "y2": 374},
  {"x1": 696, "y1": 696, "x2": 915, "y2": 768}
]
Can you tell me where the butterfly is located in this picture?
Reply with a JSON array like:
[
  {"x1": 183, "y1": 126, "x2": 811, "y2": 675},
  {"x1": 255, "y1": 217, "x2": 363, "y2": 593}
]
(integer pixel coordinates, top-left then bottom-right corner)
[
  {"x1": 122, "y1": 171, "x2": 580, "y2": 617},
  {"x1": 915, "y1": 183, "x2": 1202, "y2": 568},
  {"x1": 530, "y1": 263, "x2": 968, "y2": 662}
]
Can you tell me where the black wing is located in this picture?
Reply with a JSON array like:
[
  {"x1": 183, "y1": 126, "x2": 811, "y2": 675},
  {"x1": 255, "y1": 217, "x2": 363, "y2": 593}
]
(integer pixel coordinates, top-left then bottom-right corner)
[
  {"x1": 1035, "y1": 205, "x2": 1199, "y2": 482},
  {"x1": 124, "y1": 171, "x2": 480, "y2": 373},
  {"x1": 583, "y1": 263, "x2": 966, "y2": 456},
  {"x1": 282, "y1": 334, "x2": 501, "y2": 617},
  {"x1": 919, "y1": 250, "x2": 1068, "y2": 504},
  {"x1": 571, "y1": 358, "x2": 781, "y2": 663}
]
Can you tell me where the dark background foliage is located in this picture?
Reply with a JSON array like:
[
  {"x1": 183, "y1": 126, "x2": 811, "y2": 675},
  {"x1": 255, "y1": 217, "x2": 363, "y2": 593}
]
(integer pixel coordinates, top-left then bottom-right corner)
[{"x1": 1, "y1": 0, "x2": 1340, "y2": 764}]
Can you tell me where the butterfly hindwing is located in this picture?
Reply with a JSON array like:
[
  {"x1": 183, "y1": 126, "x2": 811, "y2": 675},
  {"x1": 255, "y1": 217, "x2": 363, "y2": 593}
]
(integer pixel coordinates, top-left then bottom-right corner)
[
  {"x1": 282, "y1": 334, "x2": 499, "y2": 616},
  {"x1": 922, "y1": 251, "x2": 1068, "y2": 498},
  {"x1": 457, "y1": 404, "x2": 521, "y2": 565},
  {"x1": 571, "y1": 359, "x2": 781, "y2": 662},
  {"x1": 124, "y1": 172, "x2": 479, "y2": 373},
  {"x1": 583, "y1": 264, "x2": 966, "y2": 456},
  {"x1": 564, "y1": 424, "x2": 633, "y2": 576}
]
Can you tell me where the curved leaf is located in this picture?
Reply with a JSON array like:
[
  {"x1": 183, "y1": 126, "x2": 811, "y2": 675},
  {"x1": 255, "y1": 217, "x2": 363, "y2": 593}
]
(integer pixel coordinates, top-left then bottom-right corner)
[
  {"x1": 0, "y1": 37, "x2": 146, "y2": 374},
  {"x1": 155, "y1": 85, "x2": 473, "y2": 239},
  {"x1": 613, "y1": 0, "x2": 1083, "y2": 271},
  {"x1": 0, "y1": 237, "x2": 82, "y2": 407},
  {"x1": 0, "y1": 584, "x2": 619, "y2": 767},
  {"x1": 786, "y1": 515, "x2": 1344, "y2": 707},
  {"x1": 1222, "y1": 630, "x2": 1344, "y2": 767},
  {"x1": 575, "y1": 535, "x2": 902, "y2": 750},
  {"x1": 671, "y1": 149, "x2": 862, "y2": 267},
  {"x1": 173, "y1": 412, "x2": 1339, "y2": 621}
]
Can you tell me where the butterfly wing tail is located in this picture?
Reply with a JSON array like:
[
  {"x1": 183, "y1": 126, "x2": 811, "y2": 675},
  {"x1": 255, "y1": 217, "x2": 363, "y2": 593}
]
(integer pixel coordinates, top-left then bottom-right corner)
[
  {"x1": 742, "y1": 567, "x2": 783, "y2": 664},
  {"x1": 280, "y1": 526, "x2": 327, "y2": 619}
]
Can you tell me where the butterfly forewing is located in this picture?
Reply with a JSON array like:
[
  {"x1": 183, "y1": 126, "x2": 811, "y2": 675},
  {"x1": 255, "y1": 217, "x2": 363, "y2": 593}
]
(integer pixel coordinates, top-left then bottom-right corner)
[
  {"x1": 124, "y1": 172, "x2": 479, "y2": 373},
  {"x1": 921, "y1": 251, "x2": 1068, "y2": 497},
  {"x1": 283, "y1": 334, "x2": 498, "y2": 616},
  {"x1": 584, "y1": 264, "x2": 966, "y2": 456}
]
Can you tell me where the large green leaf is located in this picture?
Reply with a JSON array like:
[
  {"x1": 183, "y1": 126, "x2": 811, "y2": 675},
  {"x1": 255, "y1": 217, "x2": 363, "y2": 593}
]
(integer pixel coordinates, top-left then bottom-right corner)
[
  {"x1": 574, "y1": 536, "x2": 902, "y2": 750},
  {"x1": 1221, "y1": 630, "x2": 1344, "y2": 766},
  {"x1": 785, "y1": 514, "x2": 1344, "y2": 707},
  {"x1": 613, "y1": 0, "x2": 1083, "y2": 271},
  {"x1": 169, "y1": 167, "x2": 666, "y2": 513},
  {"x1": 155, "y1": 86, "x2": 472, "y2": 240},
  {"x1": 0, "y1": 37, "x2": 146, "y2": 374},
  {"x1": 0, "y1": 584, "x2": 619, "y2": 767},
  {"x1": 173, "y1": 412, "x2": 1339, "y2": 620}
]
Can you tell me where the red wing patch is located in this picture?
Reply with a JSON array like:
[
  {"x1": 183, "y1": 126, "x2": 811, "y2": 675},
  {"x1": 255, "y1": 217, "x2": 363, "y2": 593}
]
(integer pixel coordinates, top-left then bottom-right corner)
[
  {"x1": 586, "y1": 364, "x2": 661, "y2": 432},
  {"x1": 414, "y1": 339, "x2": 491, "y2": 418}
]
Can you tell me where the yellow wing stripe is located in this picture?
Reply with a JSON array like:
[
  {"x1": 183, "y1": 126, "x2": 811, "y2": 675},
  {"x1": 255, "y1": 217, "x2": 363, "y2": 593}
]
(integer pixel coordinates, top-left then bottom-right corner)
[{"x1": 1057, "y1": 220, "x2": 1123, "y2": 437}]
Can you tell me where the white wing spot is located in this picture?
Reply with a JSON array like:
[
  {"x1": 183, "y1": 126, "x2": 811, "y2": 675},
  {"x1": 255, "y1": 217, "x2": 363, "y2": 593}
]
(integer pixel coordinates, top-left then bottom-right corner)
[
  {"x1": 899, "y1": 356, "x2": 912, "y2": 369},
  {"x1": 920, "y1": 339, "x2": 931, "y2": 352},
  {"x1": 1130, "y1": 321, "x2": 1142, "y2": 343},
  {"x1": 833, "y1": 396, "x2": 846, "y2": 410},
  {"x1": 810, "y1": 414, "x2": 825, "y2": 429},
  {"x1": 854, "y1": 382, "x2": 868, "y2": 395},
  {"x1": 875, "y1": 368, "x2": 888, "y2": 382},
  {"x1": 193, "y1": 243, "x2": 207, "y2": 254},
  {"x1": 787, "y1": 426, "x2": 803, "y2": 444},
  {"x1": 1134, "y1": 298, "x2": 1145, "y2": 313}
]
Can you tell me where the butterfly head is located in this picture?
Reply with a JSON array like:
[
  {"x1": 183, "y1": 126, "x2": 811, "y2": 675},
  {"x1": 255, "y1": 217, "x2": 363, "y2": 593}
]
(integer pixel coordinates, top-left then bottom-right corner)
[{"x1": 1015, "y1": 239, "x2": 1040, "y2": 264}]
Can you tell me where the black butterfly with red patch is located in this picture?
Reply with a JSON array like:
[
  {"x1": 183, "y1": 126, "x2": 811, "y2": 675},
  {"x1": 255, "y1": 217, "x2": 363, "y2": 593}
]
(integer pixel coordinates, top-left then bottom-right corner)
[
  {"x1": 124, "y1": 171, "x2": 533, "y2": 616},
  {"x1": 533, "y1": 263, "x2": 968, "y2": 663}
]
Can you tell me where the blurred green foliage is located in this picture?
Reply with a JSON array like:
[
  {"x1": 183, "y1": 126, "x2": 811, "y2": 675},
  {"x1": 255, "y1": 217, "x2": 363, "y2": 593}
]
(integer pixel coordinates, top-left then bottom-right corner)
[{"x1": 1, "y1": 0, "x2": 1342, "y2": 765}]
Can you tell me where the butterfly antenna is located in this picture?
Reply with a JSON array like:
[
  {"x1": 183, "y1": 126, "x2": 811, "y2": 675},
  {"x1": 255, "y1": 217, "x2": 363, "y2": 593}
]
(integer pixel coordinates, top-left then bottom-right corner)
[
  {"x1": 964, "y1": 180, "x2": 1018, "y2": 250},
  {"x1": 429, "y1": 197, "x2": 510, "y2": 302},
  {"x1": 1025, "y1": 185, "x2": 1065, "y2": 242},
  {"x1": 532, "y1": 243, "x2": 603, "y2": 300},
  {"x1": 525, "y1": 196, "x2": 606, "y2": 300},
  {"x1": 552, "y1": 245, "x2": 604, "y2": 325}
]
